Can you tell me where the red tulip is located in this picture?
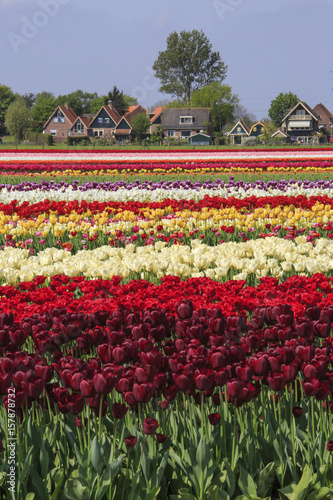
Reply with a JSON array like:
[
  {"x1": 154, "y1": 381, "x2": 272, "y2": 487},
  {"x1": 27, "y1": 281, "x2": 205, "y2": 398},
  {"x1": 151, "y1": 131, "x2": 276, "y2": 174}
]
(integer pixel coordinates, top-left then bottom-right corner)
[
  {"x1": 112, "y1": 403, "x2": 128, "y2": 419},
  {"x1": 125, "y1": 436, "x2": 137, "y2": 448},
  {"x1": 142, "y1": 417, "x2": 159, "y2": 435},
  {"x1": 208, "y1": 413, "x2": 220, "y2": 426}
]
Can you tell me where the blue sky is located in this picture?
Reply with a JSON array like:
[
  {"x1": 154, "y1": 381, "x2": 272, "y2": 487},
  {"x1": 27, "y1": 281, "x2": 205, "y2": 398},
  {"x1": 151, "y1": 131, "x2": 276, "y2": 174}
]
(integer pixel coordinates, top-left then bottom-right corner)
[{"x1": 1, "y1": 0, "x2": 332, "y2": 118}]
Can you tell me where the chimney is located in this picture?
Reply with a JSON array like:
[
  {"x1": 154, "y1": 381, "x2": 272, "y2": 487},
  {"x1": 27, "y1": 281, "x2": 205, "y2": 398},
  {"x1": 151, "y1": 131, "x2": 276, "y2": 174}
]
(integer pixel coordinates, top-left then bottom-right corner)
[
  {"x1": 146, "y1": 107, "x2": 150, "y2": 117},
  {"x1": 64, "y1": 102, "x2": 69, "y2": 109},
  {"x1": 108, "y1": 100, "x2": 113, "y2": 109}
]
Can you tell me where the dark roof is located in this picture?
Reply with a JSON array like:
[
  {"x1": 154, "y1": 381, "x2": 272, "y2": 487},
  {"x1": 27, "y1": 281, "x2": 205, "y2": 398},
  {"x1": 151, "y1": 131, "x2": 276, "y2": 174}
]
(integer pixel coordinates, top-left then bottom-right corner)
[
  {"x1": 227, "y1": 120, "x2": 250, "y2": 136},
  {"x1": 160, "y1": 108, "x2": 211, "y2": 129},
  {"x1": 282, "y1": 101, "x2": 318, "y2": 122}
]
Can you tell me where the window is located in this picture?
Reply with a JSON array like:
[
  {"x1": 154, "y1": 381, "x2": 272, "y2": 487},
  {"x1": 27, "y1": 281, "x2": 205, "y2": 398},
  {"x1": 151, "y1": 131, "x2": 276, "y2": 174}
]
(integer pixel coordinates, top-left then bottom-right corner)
[
  {"x1": 166, "y1": 130, "x2": 175, "y2": 137},
  {"x1": 253, "y1": 127, "x2": 257, "y2": 132},
  {"x1": 105, "y1": 118, "x2": 110, "y2": 124},
  {"x1": 237, "y1": 126, "x2": 241, "y2": 132},
  {"x1": 98, "y1": 118, "x2": 103, "y2": 124},
  {"x1": 99, "y1": 131, "x2": 103, "y2": 136},
  {"x1": 54, "y1": 109, "x2": 65, "y2": 123},
  {"x1": 94, "y1": 131, "x2": 98, "y2": 137},
  {"x1": 74, "y1": 121, "x2": 84, "y2": 133},
  {"x1": 180, "y1": 116, "x2": 193, "y2": 124},
  {"x1": 50, "y1": 130, "x2": 56, "y2": 136},
  {"x1": 181, "y1": 130, "x2": 191, "y2": 138},
  {"x1": 296, "y1": 109, "x2": 306, "y2": 116}
]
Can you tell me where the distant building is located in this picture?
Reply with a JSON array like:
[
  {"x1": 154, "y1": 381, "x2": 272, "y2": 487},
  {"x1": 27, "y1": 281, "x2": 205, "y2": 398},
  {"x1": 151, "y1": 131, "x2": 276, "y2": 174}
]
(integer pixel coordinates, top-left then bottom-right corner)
[
  {"x1": 43, "y1": 104, "x2": 91, "y2": 141},
  {"x1": 227, "y1": 120, "x2": 250, "y2": 144},
  {"x1": 43, "y1": 101, "x2": 147, "y2": 143},
  {"x1": 188, "y1": 132, "x2": 211, "y2": 145},
  {"x1": 249, "y1": 121, "x2": 267, "y2": 137},
  {"x1": 160, "y1": 108, "x2": 212, "y2": 140},
  {"x1": 312, "y1": 103, "x2": 333, "y2": 135},
  {"x1": 280, "y1": 101, "x2": 319, "y2": 144}
]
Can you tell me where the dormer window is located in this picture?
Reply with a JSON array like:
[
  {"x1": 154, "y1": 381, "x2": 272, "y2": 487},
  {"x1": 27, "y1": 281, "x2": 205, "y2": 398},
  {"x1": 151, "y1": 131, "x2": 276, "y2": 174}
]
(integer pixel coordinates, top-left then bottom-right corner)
[{"x1": 180, "y1": 116, "x2": 193, "y2": 124}]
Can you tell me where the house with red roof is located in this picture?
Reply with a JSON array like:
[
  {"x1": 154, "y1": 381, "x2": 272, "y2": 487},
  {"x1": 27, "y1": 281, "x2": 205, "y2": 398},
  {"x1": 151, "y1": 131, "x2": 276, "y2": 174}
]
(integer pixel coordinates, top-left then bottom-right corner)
[
  {"x1": 43, "y1": 104, "x2": 91, "y2": 141},
  {"x1": 312, "y1": 103, "x2": 333, "y2": 136}
]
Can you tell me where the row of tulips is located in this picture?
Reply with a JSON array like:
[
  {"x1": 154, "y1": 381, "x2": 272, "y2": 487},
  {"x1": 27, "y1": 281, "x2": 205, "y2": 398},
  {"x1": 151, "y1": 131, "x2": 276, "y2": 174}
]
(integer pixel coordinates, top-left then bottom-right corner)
[
  {"x1": 4, "y1": 236, "x2": 333, "y2": 285},
  {"x1": 2, "y1": 160, "x2": 333, "y2": 176},
  {"x1": 1, "y1": 274, "x2": 333, "y2": 498},
  {"x1": 5, "y1": 179, "x2": 333, "y2": 205}
]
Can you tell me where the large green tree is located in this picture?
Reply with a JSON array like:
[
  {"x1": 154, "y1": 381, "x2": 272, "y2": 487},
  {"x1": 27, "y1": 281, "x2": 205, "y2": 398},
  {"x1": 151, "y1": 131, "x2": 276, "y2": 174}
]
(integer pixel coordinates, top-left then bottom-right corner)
[
  {"x1": 153, "y1": 30, "x2": 227, "y2": 103},
  {"x1": 56, "y1": 90, "x2": 98, "y2": 116},
  {"x1": 268, "y1": 92, "x2": 299, "y2": 127},
  {"x1": 0, "y1": 84, "x2": 15, "y2": 134},
  {"x1": 5, "y1": 97, "x2": 32, "y2": 143},
  {"x1": 190, "y1": 82, "x2": 238, "y2": 132},
  {"x1": 31, "y1": 92, "x2": 56, "y2": 132},
  {"x1": 131, "y1": 113, "x2": 150, "y2": 141},
  {"x1": 104, "y1": 86, "x2": 127, "y2": 115}
]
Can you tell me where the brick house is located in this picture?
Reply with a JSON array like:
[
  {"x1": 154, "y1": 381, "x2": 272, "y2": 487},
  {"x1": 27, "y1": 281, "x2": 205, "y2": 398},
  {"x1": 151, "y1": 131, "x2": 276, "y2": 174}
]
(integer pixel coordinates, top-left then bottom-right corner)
[
  {"x1": 89, "y1": 102, "x2": 122, "y2": 140},
  {"x1": 43, "y1": 104, "x2": 81, "y2": 141},
  {"x1": 312, "y1": 103, "x2": 333, "y2": 135},
  {"x1": 160, "y1": 108, "x2": 212, "y2": 140}
]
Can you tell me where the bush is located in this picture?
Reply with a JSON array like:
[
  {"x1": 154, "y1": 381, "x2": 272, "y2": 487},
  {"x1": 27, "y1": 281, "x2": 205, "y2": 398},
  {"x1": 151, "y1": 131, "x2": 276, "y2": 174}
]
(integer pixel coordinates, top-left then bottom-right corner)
[
  {"x1": 66, "y1": 136, "x2": 91, "y2": 146},
  {"x1": 25, "y1": 131, "x2": 54, "y2": 146},
  {"x1": 241, "y1": 136, "x2": 257, "y2": 146}
]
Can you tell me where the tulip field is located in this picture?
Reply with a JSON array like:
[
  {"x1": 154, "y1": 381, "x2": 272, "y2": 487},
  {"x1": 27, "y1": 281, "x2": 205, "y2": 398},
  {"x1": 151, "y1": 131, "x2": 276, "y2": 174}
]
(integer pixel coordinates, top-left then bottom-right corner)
[{"x1": 1, "y1": 148, "x2": 333, "y2": 500}]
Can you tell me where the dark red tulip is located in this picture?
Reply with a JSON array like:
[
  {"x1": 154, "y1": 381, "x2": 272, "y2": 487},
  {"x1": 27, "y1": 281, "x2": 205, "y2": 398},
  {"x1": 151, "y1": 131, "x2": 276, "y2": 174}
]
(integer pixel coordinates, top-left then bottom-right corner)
[
  {"x1": 194, "y1": 370, "x2": 215, "y2": 391},
  {"x1": 176, "y1": 300, "x2": 193, "y2": 319},
  {"x1": 251, "y1": 356, "x2": 269, "y2": 376},
  {"x1": 327, "y1": 441, "x2": 333, "y2": 452},
  {"x1": 292, "y1": 406, "x2": 303, "y2": 418},
  {"x1": 125, "y1": 436, "x2": 137, "y2": 448},
  {"x1": 267, "y1": 372, "x2": 286, "y2": 392},
  {"x1": 80, "y1": 379, "x2": 96, "y2": 398},
  {"x1": 235, "y1": 363, "x2": 253, "y2": 383},
  {"x1": 156, "y1": 433, "x2": 167, "y2": 443},
  {"x1": 142, "y1": 417, "x2": 159, "y2": 435},
  {"x1": 172, "y1": 373, "x2": 193, "y2": 392},
  {"x1": 67, "y1": 393, "x2": 84, "y2": 415},
  {"x1": 208, "y1": 413, "x2": 220, "y2": 426},
  {"x1": 227, "y1": 380, "x2": 244, "y2": 399},
  {"x1": 112, "y1": 403, "x2": 128, "y2": 419},
  {"x1": 93, "y1": 372, "x2": 115, "y2": 395},
  {"x1": 281, "y1": 364, "x2": 298, "y2": 383},
  {"x1": 302, "y1": 377, "x2": 320, "y2": 397}
]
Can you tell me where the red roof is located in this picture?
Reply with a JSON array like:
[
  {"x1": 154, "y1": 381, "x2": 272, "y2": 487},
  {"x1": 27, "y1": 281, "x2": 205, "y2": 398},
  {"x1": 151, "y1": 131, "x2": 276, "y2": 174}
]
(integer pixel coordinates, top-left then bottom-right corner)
[
  {"x1": 59, "y1": 105, "x2": 77, "y2": 124},
  {"x1": 77, "y1": 116, "x2": 91, "y2": 128},
  {"x1": 43, "y1": 105, "x2": 78, "y2": 128},
  {"x1": 150, "y1": 106, "x2": 166, "y2": 124},
  {"x1": 104, "y1": 105, "x2": 121, "y2": 123}
]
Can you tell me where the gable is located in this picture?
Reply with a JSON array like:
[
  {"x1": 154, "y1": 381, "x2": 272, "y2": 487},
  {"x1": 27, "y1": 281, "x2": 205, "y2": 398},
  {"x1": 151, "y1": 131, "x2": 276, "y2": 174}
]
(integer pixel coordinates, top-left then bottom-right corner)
[
  {"x1": 283, "y1": 101, "x2": 318, "y2": 122},
  {"x1": 90, "y1": 108, "x2": 117, "y2": 128},
  {"x1": 249, "y1": 122, "x2": 266, "y2": 136},
  {"x1": 116, "y1": 117, "x2": 130, "y2": 130},
  {"x1": 228, "y1": 121, "x2": 249, "y2": 136}
]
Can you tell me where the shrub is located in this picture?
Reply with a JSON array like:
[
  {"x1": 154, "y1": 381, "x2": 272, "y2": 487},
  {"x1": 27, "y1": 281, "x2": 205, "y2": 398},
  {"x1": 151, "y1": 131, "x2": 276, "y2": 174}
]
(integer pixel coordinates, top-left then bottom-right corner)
[{"x1": 66, "y1": 136, "x2": 91, "y2": 146}]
